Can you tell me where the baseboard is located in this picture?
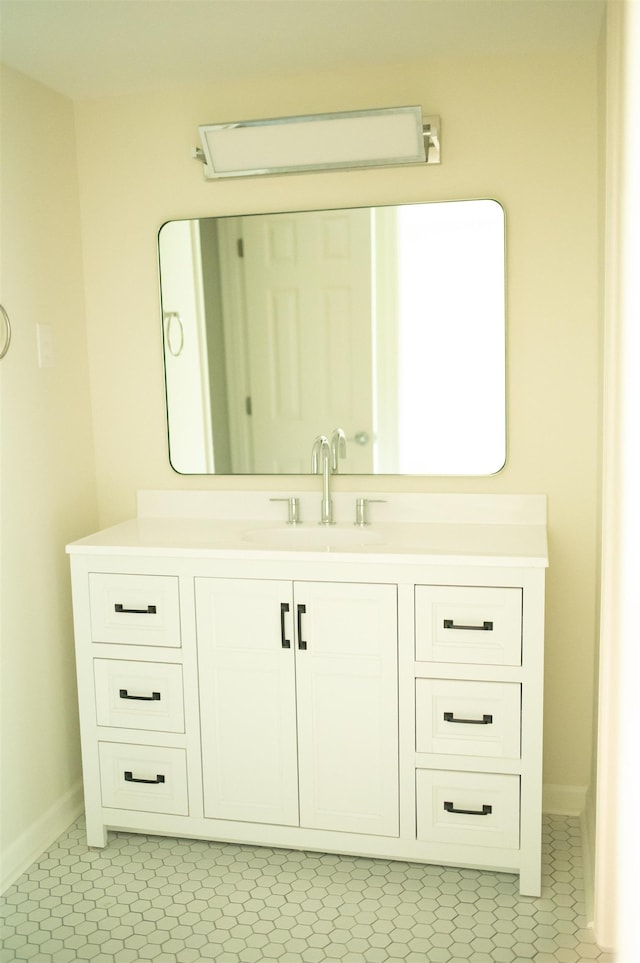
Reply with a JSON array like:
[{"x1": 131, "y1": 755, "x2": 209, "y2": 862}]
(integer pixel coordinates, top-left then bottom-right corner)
[
  {"x1": 0, "y1": 781, "x2": 84, "y2": 895},
  {"x1": 543, "y1": 783, "x2": 600, "y2": 935},
  {"x1": 542, "y1": 783, "x2": 588, "y2": 816},
  {"x1": 581, "y1": 785, "x2": 597, "y2": 924}
]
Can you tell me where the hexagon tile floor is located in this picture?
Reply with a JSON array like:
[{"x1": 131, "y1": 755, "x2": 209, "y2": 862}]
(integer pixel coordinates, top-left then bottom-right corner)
[{"x1": 1, "y1": 813, "x2": 614, "y2": 963}]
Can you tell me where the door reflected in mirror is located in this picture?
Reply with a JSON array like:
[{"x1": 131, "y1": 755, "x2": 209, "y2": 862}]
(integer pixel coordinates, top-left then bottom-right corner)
[{"x1": 158, "y1": 199, "x2": 506, "y2": 475}]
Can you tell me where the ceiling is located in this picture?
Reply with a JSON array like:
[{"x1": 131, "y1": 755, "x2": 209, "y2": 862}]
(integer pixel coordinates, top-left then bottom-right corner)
[{"x1": 0, "y1": 0, "x2": 606, "y2": 102}]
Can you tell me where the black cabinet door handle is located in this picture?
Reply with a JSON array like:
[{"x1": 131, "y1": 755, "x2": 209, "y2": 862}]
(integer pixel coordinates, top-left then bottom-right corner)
[
  {"x1": 297, "y1": 604, "x2": 307, "y2": 650},
  {"x1": 115, "y1": 603, "x2": 157, "y2": 615},
  {"x1": 119, "y1": 689, "x2": 161, "y2": 702},
  {"x1": 124, "y1": 771, "x2": 165, "y2": 785},
  {"x1": 443, "y1": 619, "x2": 493, "y2": 631},
  {"x1": 280, "y1": 602, "x2": 291, "y2": 648},
  {"x1": 444, "y1": 801, "x2": 492, "y2": 816},
  {"x1": 444, "y1": 712, "x2": 493, "y2": 725}
]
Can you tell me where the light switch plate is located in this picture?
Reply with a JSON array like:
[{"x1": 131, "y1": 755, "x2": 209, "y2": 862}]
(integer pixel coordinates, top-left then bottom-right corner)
[{"x1": 36, "y1": 323, "x2": 55, "y2": 368}]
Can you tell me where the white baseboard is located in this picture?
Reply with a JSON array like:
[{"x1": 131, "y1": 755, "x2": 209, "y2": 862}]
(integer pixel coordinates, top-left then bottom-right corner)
[
  {"x1": 543, "y1": 782, "x2": 599, "y2": 935},
  {"x1": 0, "y1": 782, "x2": 84, "y2": 895},
  {"x1": 542, "y1": 783, "x2": 588, "y2": 816},
  {"x1": 581, "y1": 785, "x2": 597, "y2": 924}
]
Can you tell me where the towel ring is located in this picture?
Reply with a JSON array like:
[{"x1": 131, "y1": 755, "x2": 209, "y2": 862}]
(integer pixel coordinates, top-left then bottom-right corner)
[
  {"x1": 0, "y1": 304, "x2": 11, "y2": 360},
  {"x1": 164, "y1": 311, "x2": 184, "y2": 357}
]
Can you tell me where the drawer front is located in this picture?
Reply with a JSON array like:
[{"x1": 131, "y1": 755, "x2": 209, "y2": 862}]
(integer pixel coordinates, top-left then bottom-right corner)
[
  {"x1": 89, "y1": 574, "x2": 181, "y2": 647},
  {"x1": 98, "y1": 742, "x2": 188, "y2": 815},
  {"x1": 94, "y1": 660, "x2": 185, "y2": 732},
  {"x1": 415, "y1": 585, "x2": 522, "y2": 665},
  {"x1": 416, "y1": 769, "x2": 520, "y2": 849},
  {"x1": 416, "y1": 679, "x2": 521, "y2": 758}
]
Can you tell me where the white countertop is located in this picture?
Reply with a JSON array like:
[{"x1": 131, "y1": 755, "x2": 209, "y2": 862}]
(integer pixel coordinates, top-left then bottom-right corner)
[{"x1": 67, "y1": 492, "x2": 548, "y2": 568}]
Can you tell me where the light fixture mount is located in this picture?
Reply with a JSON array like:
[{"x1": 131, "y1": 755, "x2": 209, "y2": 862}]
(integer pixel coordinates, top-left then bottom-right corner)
[{"x1": 193, "y1": 106, "x2": 440, "y2": 179}]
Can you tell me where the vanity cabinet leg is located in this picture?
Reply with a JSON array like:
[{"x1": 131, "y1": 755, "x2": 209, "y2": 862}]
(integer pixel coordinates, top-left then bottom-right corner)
[
  {"x1": 518, "y1": 859, "x2": 542, "y2": 898},
  {"x1": 85, "y1": 819, "x2": 108, "y2": 848}
]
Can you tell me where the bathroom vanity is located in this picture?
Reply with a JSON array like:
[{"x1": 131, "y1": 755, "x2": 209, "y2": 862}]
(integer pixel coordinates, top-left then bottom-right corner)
[{"x1": 67, "y1": 491, "x2": 547, "y2": 896}]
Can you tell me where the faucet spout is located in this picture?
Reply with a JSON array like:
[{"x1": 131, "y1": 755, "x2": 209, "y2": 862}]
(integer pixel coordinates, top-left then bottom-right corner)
[
  {"x1": 330, "y1": 428, "x2": 347, "y2": 472},
  {"x1": 311, "y1": 435, "x2": 333, "y2": 525},
  {"x1": 311, "y1": 434, "x2": 328, "y2": 474}
]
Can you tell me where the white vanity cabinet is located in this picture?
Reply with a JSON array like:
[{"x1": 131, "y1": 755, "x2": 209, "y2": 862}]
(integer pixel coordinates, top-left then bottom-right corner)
[
  {"x1": 195, "y1": 578, "x2": 398, "y2": 836},
  {"x1": 67, "y1": 491, "x2": 547, "y2": 896}
]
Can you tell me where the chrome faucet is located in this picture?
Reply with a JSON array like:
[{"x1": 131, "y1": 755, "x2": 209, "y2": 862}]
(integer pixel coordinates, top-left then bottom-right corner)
[
  {"x1": 330, "y1": 428, "x2": 347, "y2": 472},
  {"x1": 311, "y1": 435, "x2": 333, "y2": 525}
]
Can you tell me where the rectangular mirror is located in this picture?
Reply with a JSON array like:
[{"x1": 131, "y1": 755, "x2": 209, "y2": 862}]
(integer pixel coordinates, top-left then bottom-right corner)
[{"x1": 158, "y1": 199, "x2": 506, "y2": 475}]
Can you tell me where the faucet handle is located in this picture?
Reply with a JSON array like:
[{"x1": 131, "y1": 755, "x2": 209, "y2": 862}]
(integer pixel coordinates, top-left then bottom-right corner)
[
  {"x1": 354, "y1": 497, "x2": 386, "y2": 527},
  {"x1": 270, "y1": 497, "x2": 301, "y2": 525}
]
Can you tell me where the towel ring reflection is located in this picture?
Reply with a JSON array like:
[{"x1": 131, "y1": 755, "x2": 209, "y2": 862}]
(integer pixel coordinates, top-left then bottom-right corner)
[
  {"x1": 0, "y1": 304, "x2": 11, "y2": 360},
  {"x1": 164, "y1": 311, "x2": 184, "y2": 357}
]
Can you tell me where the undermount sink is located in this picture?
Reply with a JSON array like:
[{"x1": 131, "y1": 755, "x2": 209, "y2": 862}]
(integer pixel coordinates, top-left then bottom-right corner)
[{"x1": 242, "y1": 525, "x2": 385, "y2": 550}]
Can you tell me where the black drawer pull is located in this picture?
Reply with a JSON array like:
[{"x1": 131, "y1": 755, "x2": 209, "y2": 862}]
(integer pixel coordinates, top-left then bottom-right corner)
[
  {"x1": 443, "y1": 619, "x2": 493, "y2": 631},
  {"x1": 124, "y1": 771, "x2": 165, "y2": 785},
  {"x1": 119, "y1": 689, "x2": 161, "y2": 702},
  {"x1": 444, "y1": 801, "x2": 492, "y2": 816},
  {"x1": 444, "y1": 712, "x2": 493, "y2": 725},
  {"x1": 297, "y1": 604, "x2": 307, "y2": 650},
  {"x1": 115, "y1": 603, "x2": 157, "y2": 615},
  {"x1": 280, "y1": 602, "x2": 291, "y2": 649}
]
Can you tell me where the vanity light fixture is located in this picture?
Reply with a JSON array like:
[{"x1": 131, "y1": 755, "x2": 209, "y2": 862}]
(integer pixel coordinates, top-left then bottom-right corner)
[{"x1": 192, "y1": 106, "x2": 440, "y2": 179}]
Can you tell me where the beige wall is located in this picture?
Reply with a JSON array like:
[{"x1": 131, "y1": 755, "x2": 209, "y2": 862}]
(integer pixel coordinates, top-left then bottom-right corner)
[
  {"x1": 584, "y1": 11, "x2": 609, "y2": 884},
  {"x1": 74, "y1": 51, "x2": 601, "y2": 794},
  {"x1": 0, "y1": 35, "x2": 604, "y2": 890},
  {"x1": 0, "y1": 66, "x2": 99, "y2": 888}
]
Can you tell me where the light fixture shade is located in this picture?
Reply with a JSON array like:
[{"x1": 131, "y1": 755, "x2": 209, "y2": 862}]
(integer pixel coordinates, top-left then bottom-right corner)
[{"x1": 194, "y1": 106, "x2": 440, "y2": 178}]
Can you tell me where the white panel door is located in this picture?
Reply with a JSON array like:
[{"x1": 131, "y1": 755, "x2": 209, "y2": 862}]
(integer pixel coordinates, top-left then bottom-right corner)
[
  {"x1": 195, "y1": 578, "x2": 299, "y2": 825},
  {"x1": 293, "y1": 581, "x2": 399, "y2": 837},
  {"x1": 241, "y1": 210, "x2": 374, "y2": 473}
]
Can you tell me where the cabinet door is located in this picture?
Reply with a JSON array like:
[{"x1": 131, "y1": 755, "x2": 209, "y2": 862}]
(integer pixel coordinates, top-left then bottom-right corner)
[
  {"x1": 294, "y1": 582, "x2": 399, "y2": 837},
  {"x1": 195, "y1": 578, "x2": 299, "y2": 825}
]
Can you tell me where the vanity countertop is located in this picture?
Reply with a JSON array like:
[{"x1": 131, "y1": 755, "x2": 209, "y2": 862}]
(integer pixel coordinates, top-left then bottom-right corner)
[{"x1": 66, "y1": 492, "x2": 548, "y2": 567}]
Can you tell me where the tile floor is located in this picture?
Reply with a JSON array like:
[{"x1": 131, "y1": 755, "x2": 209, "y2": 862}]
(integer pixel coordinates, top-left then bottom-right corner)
[{"x1": 1, "y1": 813, "x2": 614, "y2": 963}]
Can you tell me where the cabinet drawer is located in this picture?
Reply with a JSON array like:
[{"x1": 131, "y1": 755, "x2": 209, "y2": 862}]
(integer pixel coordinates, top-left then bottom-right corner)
[
  {"x1": 415, "y1": 585, "x2": 522, "y2": 665},
  {"x1": 89, "y1": 574, "x2": 181, "y2": 647},
  {"x1": 94, "y1": 660, "x2": 185, "y2": 732},
  {"x1": 98, "y1": 742, "x2": 188, "y2": 815},
  {"x1": 416, "y1": 769, "x2": 520, "y2": 849},
  {"x1": 416, "y1": 679, "x2": 521, "y2": 758}
]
